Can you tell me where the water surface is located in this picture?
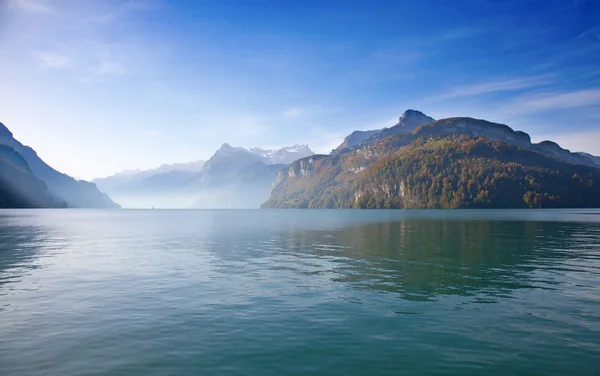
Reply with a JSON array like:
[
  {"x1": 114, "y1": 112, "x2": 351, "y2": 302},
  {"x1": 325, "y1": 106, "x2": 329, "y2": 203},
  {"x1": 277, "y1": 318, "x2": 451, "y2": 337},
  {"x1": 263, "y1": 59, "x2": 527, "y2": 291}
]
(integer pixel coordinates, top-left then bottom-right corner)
[{"x1": 1, "y1": 209, "x2": 600, "y2": 375}]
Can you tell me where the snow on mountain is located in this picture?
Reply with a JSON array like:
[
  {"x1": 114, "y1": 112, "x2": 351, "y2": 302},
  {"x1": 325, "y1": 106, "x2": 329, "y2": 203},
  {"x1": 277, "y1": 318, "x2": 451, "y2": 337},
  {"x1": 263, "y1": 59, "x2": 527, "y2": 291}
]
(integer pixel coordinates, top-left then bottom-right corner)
[{"x1": 250, "y1": 144, "x2": 315, "y2": 164}]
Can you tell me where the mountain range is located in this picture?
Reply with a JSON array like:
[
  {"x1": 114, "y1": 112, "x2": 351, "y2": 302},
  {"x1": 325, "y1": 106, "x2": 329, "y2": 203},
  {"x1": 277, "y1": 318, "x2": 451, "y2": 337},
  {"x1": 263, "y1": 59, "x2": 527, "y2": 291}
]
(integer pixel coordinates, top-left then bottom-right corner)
[
  {"x1": 263, "y1": 110, "x2": 600, "y2": 209},
  {"x1": 93, "y1": 143, "x2": 315, "y2": 208},
  {"x1": 0, "y1": 121, "x2": 118, "y2": 208},
  {"x1": 3, "y1": 110, "x2": 600, "y2": 210}
]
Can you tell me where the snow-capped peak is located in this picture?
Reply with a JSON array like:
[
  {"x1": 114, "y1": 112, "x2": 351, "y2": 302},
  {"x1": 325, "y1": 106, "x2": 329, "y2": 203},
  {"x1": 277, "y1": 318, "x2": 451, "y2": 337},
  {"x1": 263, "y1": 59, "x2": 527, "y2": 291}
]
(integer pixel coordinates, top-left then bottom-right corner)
[{"x1": 249, "y1": 144, "x2": 314, "y2": 164}]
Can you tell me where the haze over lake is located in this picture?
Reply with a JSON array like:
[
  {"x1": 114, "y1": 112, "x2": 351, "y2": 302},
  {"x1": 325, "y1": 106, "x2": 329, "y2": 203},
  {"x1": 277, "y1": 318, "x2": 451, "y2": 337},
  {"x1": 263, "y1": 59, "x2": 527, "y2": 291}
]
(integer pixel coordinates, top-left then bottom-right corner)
[{"x1": 1, "y1": 209, "x2": 600, "y2": 375}]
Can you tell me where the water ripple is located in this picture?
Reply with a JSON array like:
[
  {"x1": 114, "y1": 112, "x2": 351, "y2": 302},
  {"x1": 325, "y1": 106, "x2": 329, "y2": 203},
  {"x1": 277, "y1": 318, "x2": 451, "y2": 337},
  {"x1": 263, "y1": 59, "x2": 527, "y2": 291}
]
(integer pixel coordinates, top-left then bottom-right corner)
[{"x1": 1, "y1": 209, "x2": 600, "y2": 375}]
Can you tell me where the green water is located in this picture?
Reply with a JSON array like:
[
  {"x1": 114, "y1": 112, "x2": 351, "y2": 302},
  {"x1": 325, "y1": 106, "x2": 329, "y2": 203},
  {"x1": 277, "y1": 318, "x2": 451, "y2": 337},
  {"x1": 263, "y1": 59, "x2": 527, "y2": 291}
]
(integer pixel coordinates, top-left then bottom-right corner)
[{"x1": 1, "y1": 209, "x2": 600, "y2": 375}]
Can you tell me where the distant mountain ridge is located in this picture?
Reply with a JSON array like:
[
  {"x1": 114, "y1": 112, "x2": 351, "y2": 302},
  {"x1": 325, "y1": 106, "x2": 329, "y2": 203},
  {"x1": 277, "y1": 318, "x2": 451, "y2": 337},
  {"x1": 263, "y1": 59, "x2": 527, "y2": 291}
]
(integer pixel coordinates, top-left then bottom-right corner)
[
  {"x1": 94, "y1": 159, "x2": 205, "y2": 193},
  {"x1": 93, "y1": 143, "x2": 315, "y2": 208},
  {"x1": 192, "y1": 143, "x2": 291, "y2": 209},
  {"x1": 0, "y1": 121, "x2": 119, "y2": 208}
]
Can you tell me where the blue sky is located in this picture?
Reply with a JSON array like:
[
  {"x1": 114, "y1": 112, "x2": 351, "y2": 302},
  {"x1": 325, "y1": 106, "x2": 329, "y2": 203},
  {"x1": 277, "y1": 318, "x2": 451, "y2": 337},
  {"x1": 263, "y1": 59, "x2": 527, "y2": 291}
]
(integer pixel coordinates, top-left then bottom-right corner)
[{"x1": 0, "y1": 0, "x2": 599, "y2": 180}]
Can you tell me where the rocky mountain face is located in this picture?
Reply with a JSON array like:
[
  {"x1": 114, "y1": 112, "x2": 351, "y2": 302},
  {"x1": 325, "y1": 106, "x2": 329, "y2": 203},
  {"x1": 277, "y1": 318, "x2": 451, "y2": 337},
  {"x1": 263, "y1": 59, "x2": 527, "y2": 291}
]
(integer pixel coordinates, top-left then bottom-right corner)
[
  {"x1": 263, "y1": 112, "x2": 600, "y2": 209},
  {"x1": 334, "y1": 109, "x2": 435, "y2": 152},
  {"x1": 0, "y1": 121, "x2": 118, "y2": 208}
]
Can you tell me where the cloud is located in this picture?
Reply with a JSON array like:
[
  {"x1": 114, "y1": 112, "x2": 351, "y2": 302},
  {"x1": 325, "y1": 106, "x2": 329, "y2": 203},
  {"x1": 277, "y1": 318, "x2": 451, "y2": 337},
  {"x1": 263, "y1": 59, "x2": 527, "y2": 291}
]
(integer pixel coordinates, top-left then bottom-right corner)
[
  {"x1": 145, "y1": 130, "x2": 160, "y2": 138},
  {"x1": 81, "y1": 13, "x2": 117, "y2": 25},
  {"x1": 442, "y1": 75, "x2": 554, "y2": 98},
  {"x1": 13, "y1": 0, "x2": 162, "y2": 82},
  {"x1": 520, "y1": 89, "x2": 600, "y2": 110},
  {"x1": 121, "y1": 0, "x2": 162, "y2": 12},
  {"x1": 33, "y1": 51, "x2": 70, "y2": 68},
  {"x1": 282, "y1": 108, "x2": 302, "y2": 119},
  {"x1": 576, "y1": 26, "x2": 600, "y2": 40},
  {"x1": 95, "y1": 58, "x2": 127, "y2": 75},
  {"x1": 438, "y1": 27, "x2": 483, "y2": 41},
  {"x1": 33, "y1": 47, "x2": 132, "y2": 82},
  {"x1": 196, "y1": 114, "x2": 269, "y2": 139},
  {"x1": 74, "y1": 75, "x2": 105, "y2": 84},
  {"x1": 10, "y1": 0, "x2": 53, "y2": 13}
]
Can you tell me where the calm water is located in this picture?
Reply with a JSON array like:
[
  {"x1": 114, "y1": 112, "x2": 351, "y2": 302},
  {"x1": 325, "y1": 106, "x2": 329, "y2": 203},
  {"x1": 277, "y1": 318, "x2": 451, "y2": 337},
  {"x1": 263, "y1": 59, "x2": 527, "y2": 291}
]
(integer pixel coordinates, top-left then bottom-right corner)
[{"x1": 1, "y1": 209, "x2": 600, "y2": 375}]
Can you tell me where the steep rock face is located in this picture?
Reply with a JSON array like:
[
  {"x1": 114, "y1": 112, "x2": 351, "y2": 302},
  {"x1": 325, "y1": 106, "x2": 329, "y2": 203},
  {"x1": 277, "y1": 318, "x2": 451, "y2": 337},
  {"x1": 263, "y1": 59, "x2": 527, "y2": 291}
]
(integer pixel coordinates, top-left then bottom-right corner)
[
  {"x1": 0, "y1": 121, "x2": 119, "y2": 208},
  {"x1": 334, "y1": 110, "x2": 435, "y2": 152},
  {"x1": 0, "y1": 145, "x2": 65, "y2": 208},
  {"x1": 263, "y1": 115, "x2": 600, "y2": 209},
  {"x1": 272, "y1": 155, "x2": 329, "y2": 187},
  {"x1": 287, "y1": 156, "x2": 319, "y2": 178}
]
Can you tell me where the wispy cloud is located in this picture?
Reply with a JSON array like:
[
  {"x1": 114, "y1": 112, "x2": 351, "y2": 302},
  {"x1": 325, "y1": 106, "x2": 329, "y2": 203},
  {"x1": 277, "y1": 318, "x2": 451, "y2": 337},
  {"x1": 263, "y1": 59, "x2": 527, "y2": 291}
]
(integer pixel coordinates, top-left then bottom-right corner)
[
  {"x1": 9, "y1": 0, "x2": 53, "y2": 14},
  {"x1": 80, "y1": 13, "x2": 117, "y2": 25},
  {"x1": 576, "y1": 26, "x2": 600, "y2": 40},
  {"x1": 196, "y1": 114, "x2": 269, "y2": 139},
  {"x1": 34, "y1": 45, "x2": 136, "y2": 83},
  {"x1": 121, "y1": 0, "x2": 162, "y2": 12},
  {"x1": 74, "y1": 75, "x2": 105, "y2": 84},
  {"x1": 442, "y1": 75, "x2": 554, "y2": 98},
  {"x1": 33, "y1": 51, "x2": 70, "y2": 68},
  {"x1": 281, "y1": 108, "x2": 302, "y2": 119},
  {"x1": 10, "y1": 0, "x2": 163, "y2": 83},
  {"x1": 145, "y1": 130, "x2": 160, "y2": 138},
  {"x1": 95, "y1": 58, "x2": 127, "y2": 76},
  {"x1": 520, "y1": 89, "x2": 600, "y2": 110},
  {"x1": 438, "y1": 27, "x2": 483, "y2": 41}
]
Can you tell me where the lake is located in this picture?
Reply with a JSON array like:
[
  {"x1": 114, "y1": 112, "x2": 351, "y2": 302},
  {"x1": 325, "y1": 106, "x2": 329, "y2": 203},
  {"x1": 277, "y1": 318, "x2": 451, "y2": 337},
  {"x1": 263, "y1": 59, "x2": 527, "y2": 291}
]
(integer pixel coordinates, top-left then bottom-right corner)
[{"x1": 1, "y1": 209, "x2": 600, "y2": 375}]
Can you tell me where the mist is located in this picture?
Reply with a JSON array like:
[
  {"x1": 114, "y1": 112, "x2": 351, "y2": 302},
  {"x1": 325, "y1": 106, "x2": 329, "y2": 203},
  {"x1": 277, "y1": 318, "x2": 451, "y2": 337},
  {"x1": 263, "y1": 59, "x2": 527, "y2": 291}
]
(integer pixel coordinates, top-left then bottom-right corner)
[{"x1": 108, "y1": 185, "x2": 273, "y2": 209}]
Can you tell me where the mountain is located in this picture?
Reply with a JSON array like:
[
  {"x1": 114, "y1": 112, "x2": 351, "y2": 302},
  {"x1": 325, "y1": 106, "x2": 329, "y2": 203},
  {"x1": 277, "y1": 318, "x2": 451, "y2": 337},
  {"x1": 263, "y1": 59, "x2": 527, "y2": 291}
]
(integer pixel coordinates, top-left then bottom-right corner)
[
  {"x1": 0, "y1": 122, "x2": 118, "y2": 208},
  {"x1": 92, "y1": 143, "x2": 313, "y2": 208},
  {"x1": 95, "y1": 159, "x2": 206, "y2": 189},
  {"x1": 192, "y1": 143, "x2": 286, "y2": 208},
  {"x1": 334, "y1": 109, "x2": 435, "y2": 152},
  {"x1": 0, "y1": 145, "x2": 66, "y2": 208},
  {"x1": 250, "y1": 144, "x2": 315, "y2": 164},
  {"x1": 92, "y1": 159, "x2": 205, "y2": 208},
  {"x1": 263, "y1": 112, "x2": 600, "y2": 209},
  {"x1": 577, "y1": 152, "x2": 600, "y2": 167}
]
